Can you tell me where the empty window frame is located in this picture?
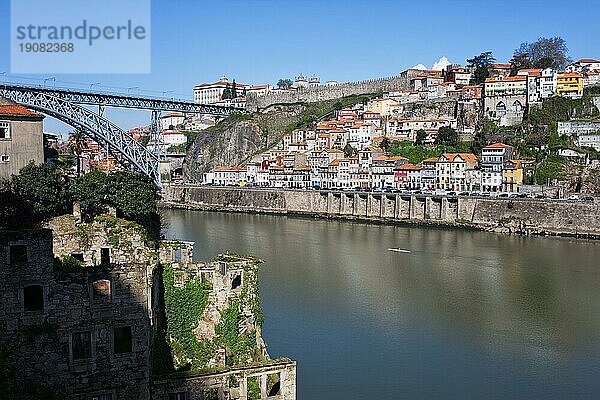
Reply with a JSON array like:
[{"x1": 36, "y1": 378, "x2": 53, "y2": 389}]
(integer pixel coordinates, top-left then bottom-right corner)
[
  {"x1": 72, "y1": 331, "x2": 92, "y2": 360},
  {"x1": 92, "y1": 279, "x2": 112, "y2": 304},
  {"x1": 113, "y1": 326, "x2": 132, "y2": 354},
  {"x1": 9, "y1": 245, "x2": 27, "y2": 264},
  {"x1": 23, "y1": 285, "x2": 44, "y2": 311},
  {"x1": 100, "y1": 248, "x2": 110, "y2": 265}
]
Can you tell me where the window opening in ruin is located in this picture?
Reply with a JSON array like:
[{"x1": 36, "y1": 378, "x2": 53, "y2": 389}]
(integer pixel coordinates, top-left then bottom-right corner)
[
  {"x1": 100, "y1": 248, "x2": 110, "y2": 265},
  {"x1": 220, "y1": 261, "x2": 227, "y2": 276},
  {"x1": 9, "y1": 245, "x2": 27, "y2": 264},
  {"x1": 71, "y1": 252, "x2": 84, "y2": 262},
  {"x1": 267, "y1": 372, "x2": 281, "y2": 397},
  {"x1": 0, "y1": 121, "x2": 10, "y2": 139},
  {"x1": 23, "y1": 285, "x2": 44, "y2": 311},
  {"x1": 92, "y1": 279, "x2": 111, "y2": 303},
  {"x1": 168, "y1": 393, "x2": 186, "y2": 400},
  {"x1": 72, "y1": 331, "x2": 92, "y2": 360},
  {"x1": 231, "y1": 274, "x2": 242, "y2": 289},
  {"x1": 113, "y1": 326, "x2": 132, "y2": 354},
  {"x1": 173, "y1": 248, "x2": 182, "y2": 262}
]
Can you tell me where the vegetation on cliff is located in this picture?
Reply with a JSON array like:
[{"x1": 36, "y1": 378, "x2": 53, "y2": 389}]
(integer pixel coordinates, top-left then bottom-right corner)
[{"x1": 184, "y1": 93, "x2": 379, "y2": 179}]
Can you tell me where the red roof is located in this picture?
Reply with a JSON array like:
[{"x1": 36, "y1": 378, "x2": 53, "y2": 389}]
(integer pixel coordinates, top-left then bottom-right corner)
[
  {"x1": 0, "y1": 104, "x2": 41, "y2": 117},
  {"x1": 483, "y1": 143, "x2": 514, "y2": 150}
]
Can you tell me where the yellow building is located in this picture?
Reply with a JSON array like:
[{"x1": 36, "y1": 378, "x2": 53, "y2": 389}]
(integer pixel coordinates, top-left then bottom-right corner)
[
  {"x1": 556, "y1": 72, "x2": 583, "y2": 99},
  {"x1": 365, "y1": 97, "x2": 399, "y2": 117},
  {"x1": 502, "y1": 160, "x2": 523, "y2": 192}
]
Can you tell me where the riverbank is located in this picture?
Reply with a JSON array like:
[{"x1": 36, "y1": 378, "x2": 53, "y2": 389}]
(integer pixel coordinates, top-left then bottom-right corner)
[{"x1": 162, "y1": 186, "x2": 600, "y2": 240}]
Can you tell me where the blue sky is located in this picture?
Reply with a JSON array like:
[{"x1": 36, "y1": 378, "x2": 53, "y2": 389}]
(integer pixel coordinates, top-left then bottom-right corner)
[{"x1": 0, "y1": 0, "x2": 599, "y2": 133}]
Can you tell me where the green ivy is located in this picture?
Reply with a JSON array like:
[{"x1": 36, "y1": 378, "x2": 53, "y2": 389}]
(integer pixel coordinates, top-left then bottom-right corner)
[
  {"x1": 247, "y1": 377, "x2": 261, "y2": 400},
  {"x1": 163, "y1": 264, "x2": 213, "y2": 370}
]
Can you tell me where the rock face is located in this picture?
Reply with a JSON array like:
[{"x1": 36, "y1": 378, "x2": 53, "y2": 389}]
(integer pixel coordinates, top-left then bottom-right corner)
[{"x1": 184, "y1": 104, "x2": 307, "y2": 180}]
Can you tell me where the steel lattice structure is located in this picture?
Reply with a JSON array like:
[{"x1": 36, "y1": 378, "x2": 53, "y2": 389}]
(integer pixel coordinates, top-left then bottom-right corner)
[
  {"x1": 0, "y1": 87, "x2": 162, "y2": 188},
  {"x1": 0, "y1": 82, "x2": 240, "y2": 114}
]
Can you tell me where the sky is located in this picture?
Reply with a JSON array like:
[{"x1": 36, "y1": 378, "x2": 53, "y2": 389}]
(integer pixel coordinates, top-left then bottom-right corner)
[{"x1": 0, "y1": 0, "x2": 599, "y2": 133}]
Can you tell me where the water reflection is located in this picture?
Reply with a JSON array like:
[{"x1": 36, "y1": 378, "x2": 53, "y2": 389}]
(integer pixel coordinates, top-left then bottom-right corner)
[{"x1": 165, "y1": 209, "x2": 600, "y2": 399}]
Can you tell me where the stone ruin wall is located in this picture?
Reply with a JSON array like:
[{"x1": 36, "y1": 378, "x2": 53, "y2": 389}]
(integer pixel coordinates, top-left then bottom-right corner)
[{"x1": 247, "y1": 74, "x2": 411, "y2": 111}]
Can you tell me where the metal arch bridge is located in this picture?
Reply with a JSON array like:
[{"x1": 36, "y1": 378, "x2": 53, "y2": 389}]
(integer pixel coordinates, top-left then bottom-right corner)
[
  {"x1": 0, "y1": 82, "x2": 241, "y2": 114},
  {"x1": 0, "y1": 82, "x2": 243, "y2": 189}
]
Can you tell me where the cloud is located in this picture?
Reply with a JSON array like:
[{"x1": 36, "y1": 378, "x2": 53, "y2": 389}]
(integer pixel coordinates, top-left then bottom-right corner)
[
  {"x1": 432, "y1": 56, "x2": 451, "y2": 71},
  {"x1": 411, "y1": 63, "x2": 428, "y2": 70}
]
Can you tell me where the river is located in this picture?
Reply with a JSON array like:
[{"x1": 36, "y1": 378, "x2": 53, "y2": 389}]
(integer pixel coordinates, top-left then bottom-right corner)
[{"x1": 164, "y1": 209, "x2": 600, "y2": 400}]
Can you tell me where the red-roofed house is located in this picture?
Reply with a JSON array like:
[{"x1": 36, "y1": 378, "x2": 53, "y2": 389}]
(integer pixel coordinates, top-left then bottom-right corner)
[{"x1": 0, "y1": 99, "x2": 45, "y2": 180}]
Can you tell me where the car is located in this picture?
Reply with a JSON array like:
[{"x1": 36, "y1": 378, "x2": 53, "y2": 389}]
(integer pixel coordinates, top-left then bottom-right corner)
[
  {"x1": 535, "y1": 193, "x2": 546, "y2": 199},
  {"x1": 568, "y1": 195, "x2": 579, "y2": 201},
  {"x1": 480, "y1": 192, "x2": 491, "y2": 197},
  {"x1": 498, "y1": 193, "x2": 509, "y2": 198},
  {"x1": 447, "y1": 191, "x2": 457, "y2": 196},
  {"x1": 582, "y1": 196, "x2": 595, "y2": 202},
  {"x1": 458, "y1": 191, "x2": 470, "y2": 196}
]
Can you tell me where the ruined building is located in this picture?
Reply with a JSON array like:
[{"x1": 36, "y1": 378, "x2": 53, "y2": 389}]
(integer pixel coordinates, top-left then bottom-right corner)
[{"x1": 0, "y1": 213, "x2": 295, "y2": 399}]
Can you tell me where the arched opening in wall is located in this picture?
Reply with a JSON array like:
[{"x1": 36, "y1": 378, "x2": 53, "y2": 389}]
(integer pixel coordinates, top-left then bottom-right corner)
[
  {"x1": 23, "y1": 285, "x2": 44, "y2": 311},
  {"x1": 267, "y1": 372, "x2": 281, "y2": 397},
  {"x1": 512, "y1": 100, "x2": 523, "y2": 113},
  {"x1": 231, "y1": 274, "x2": 242, "y2": 290},
  {"x1": 495, "y1": 101, "x2": 506, "y2": 115},
  {"x1": 92, "y1": 279, "x2": 112, "y2": 304}
]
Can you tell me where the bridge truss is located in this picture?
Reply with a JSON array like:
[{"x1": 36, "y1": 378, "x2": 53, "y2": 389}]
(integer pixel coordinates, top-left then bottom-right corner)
[
  {"x1": 0, "y1": 86, "x2": 162, "y2": 188},
  {"x1": 0, "y1": 82, "x2": 244, "y2": 189}
]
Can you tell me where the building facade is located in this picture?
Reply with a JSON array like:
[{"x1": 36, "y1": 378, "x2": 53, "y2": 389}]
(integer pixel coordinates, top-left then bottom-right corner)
[{"x1": 0, "y1": 99, "x2": 45, "y2": 181}]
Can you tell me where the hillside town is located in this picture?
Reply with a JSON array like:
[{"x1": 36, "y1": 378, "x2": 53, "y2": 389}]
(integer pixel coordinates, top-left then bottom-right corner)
[
  {"x1": 193, "y1": 57, "x2": 600, "y2": 195},
  {"x1": 36, "y1": 52, "x2": 600, "y2": 197}
]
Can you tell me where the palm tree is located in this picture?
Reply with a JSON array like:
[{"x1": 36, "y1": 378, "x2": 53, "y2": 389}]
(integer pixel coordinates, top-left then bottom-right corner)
[{"x1": 69, "y1": 129, "x2": 87, "y2": 177}]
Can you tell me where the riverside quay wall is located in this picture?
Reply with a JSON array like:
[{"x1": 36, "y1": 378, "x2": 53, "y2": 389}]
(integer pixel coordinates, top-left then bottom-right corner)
[{"x1": 164, "y1": 187, "x2": 600, "y2": 238}]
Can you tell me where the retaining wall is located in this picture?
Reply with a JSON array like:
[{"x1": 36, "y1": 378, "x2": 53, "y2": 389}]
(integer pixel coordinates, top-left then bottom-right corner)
[{"x1": 164, "y1": 187, "x2": 600, "y2": 238}]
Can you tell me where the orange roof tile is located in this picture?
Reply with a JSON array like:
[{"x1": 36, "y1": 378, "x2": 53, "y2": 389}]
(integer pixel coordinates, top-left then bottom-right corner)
[{"x1": 0, "y1": 104, "x2": 42, "y2": 117}]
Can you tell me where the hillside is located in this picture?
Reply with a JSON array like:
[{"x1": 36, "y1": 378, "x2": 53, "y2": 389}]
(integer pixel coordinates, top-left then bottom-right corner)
[{"x1": 183, "y1": 94, "x2": 377, "y2": 180}]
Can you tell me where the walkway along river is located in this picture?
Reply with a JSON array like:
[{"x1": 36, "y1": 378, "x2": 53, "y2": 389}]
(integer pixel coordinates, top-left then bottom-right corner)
[{"x1": 164, "y1": 209, "x2": 600, "y2": 400}]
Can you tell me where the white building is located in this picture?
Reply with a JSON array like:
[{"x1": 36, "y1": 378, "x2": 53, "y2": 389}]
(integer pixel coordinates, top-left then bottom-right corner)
[
  {"x1": 213, "y1": 166, "x2": 247, "y2": 186},
  {"x1": 160, "y1": 113, "x2": 185, "y2": 130},
  {"x1": 193, "y1": 75, "x2": 249, "y2": 104}
]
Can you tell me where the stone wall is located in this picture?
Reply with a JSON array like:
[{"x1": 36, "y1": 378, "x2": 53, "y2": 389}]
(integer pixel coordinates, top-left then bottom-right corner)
[
  {"x1": 0, "y1": 214, "x2": 297, "y2": 399},
  {"x1": 0, "y1": 221, "x2": 153, "y2": 399},
  {"x1": 247, "y1": 75, "x2": 410, "y2": 111},
  {"x1": 165, "y1": 186, "x2": 600, "y2": 238}
]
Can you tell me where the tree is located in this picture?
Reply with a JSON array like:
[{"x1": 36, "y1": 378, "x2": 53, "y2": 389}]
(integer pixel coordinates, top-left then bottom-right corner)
[
  {"x1": 415, "y1": 129, "x2": 427, "y2": 145},
  {"x1": 69, "y1": 169, "x2": 110, "y2": 221},
  {"x1": 509, "y1": 53, "x2": 533, "y2": 76},
  {"x1": 514, "y1": 37, "x2": 571, "y2": 70},
  {"x1": 221, "y1": 83, "x2": 232, "y2": 100},
  {"x1": 471, "y1": 129, "x2": 488, "y2": 155},
  {"x1": 276, "y1": 79, "x2": 293, "y2": 89},
  {"x1": 343, "y1": 144, "x2": 357, "y2": 158},
  {"x1": 231, "y1": 79, "x2": 238, "y2": 99},
  {"x1": 107, "y1": 171, "x2": 160, "y2": 242},
  {"x1": 380, "y1": 137, "x2": 391, "y2": 151},
  {"x1": 436, "y1": 126, "x2": 459, "y2": 146},
  {"x1": 10, "y1": 162, "x2": 71, "y2": 224},
  {"x1": 69, "y1": 129, "x2": 87, "y2": 177},
  {"x1": 467, "y1": 51, "x2": 495, "y2": 84}
]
